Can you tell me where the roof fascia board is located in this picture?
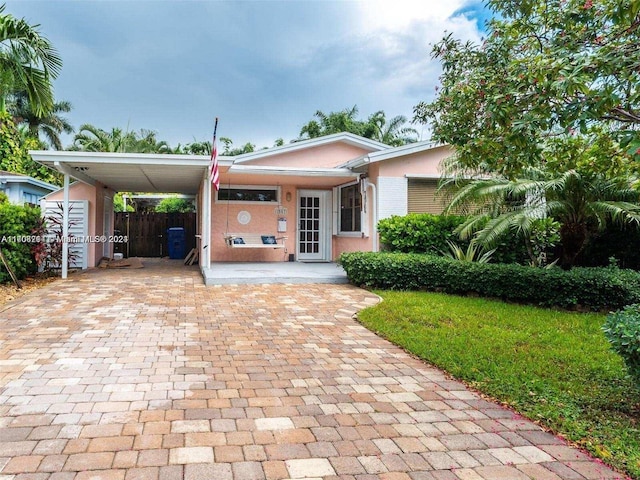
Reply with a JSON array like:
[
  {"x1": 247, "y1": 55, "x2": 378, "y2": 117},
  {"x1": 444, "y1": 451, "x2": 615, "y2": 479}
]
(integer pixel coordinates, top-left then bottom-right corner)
[
  {"x1": 232, "y1": 133, "x2": 389, "y2": 164},
  {"x1": 0, "y1": 175, "x2": 58, "y2": 190},
  {"x1": 405, "y1": 173, "x2": 442, "y2": 179},
  {"x1": 366, "y1": 141, "x2": 447, "y2": 164},
  {"x1": 337, "y1": 142, "x2": 449, "y2": 170},
  {"x1": 29, "y1": 150, "x2": 228, "y2": 167}
]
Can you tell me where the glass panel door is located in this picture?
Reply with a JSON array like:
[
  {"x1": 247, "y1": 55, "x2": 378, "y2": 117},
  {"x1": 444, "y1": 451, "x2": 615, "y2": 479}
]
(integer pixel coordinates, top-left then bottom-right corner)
[{"x1": 298, "y1": 191, "x2": 325, "y2": 261}]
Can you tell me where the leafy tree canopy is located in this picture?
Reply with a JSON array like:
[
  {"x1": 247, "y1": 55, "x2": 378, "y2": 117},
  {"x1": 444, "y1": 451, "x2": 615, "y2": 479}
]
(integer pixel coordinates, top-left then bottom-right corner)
[
  {"x1": 155, "y1": 197, "x2": 195, "y2": 213},
  {"x1": 0, "y1": 111, "x2": 61, "y2": 184},
  {"x1": 220, "y1": 137, "x2": 255, "y2": 156},
  {"x1": 414, "y1": 0, "x2": 640, "y2": 177}
]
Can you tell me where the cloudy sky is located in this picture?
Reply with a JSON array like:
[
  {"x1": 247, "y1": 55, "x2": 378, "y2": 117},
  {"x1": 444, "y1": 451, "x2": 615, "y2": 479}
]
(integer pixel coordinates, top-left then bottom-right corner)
[{"x1": 5, "y1": 0, "x2": 490, "y2": 150}]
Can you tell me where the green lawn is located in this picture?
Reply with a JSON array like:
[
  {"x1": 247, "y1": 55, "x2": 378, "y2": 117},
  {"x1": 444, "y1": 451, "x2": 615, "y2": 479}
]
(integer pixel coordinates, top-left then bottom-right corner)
[{"x1": 358, "y1": 291, "x2": 640, "y2": 479}]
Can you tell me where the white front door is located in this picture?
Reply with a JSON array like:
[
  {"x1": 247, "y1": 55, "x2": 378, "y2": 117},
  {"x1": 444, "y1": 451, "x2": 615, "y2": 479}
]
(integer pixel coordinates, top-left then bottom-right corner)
[{"x1": 297, "y1": 190, "x2": 331, "y2": 262}]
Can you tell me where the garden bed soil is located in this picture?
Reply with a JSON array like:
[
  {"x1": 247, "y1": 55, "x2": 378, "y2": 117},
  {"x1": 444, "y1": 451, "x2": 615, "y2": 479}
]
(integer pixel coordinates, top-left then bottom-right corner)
[{"x1": 0, "y1": 274, "x2": 58, "y2": 308}]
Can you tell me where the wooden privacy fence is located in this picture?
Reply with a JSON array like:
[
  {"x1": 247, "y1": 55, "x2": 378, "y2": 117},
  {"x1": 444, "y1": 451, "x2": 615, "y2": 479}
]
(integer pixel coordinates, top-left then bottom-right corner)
[{"x1": 114, "y1": 212, "x2": 197, "y2": 258}]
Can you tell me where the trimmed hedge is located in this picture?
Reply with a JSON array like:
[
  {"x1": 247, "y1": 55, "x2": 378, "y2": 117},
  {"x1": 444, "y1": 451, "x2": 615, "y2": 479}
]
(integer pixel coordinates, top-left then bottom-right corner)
[{"x1": 339, "y1": 251, "x2": 640, "y2": 311}]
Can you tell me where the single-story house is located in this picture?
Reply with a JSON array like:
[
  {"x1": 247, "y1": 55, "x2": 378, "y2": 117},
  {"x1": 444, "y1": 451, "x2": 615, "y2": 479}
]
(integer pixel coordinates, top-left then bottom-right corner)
[
  {"x1": 0, "y1": 170, "x2": 58, "y2": 206},
  {"x1": 30, "y1": 132, "x2": 453, "y2": 278}
]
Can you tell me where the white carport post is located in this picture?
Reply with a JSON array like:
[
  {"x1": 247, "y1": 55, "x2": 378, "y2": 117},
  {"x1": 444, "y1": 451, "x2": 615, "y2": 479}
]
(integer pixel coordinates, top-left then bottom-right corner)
[
  {"x1": 61, "y1": 173, "x2": 70, "y2": 279},
  {"x1": 203, "y1": 172, "x2": 212, "y2": 270}
]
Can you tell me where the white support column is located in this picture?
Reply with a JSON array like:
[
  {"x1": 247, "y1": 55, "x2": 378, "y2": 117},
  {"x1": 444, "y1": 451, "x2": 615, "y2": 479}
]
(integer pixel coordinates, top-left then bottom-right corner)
[
  {"x1": 204, "y1": 175, "x2": 212, "y2": 270},
  {"x1": 61, "y1": 173, "x2": 70, "y2": 279}
]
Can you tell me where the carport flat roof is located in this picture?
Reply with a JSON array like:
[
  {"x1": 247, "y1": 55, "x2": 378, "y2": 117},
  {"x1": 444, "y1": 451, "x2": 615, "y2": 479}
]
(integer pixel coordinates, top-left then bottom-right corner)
[{"x1": 29, "y1": 151, "x2": 228, "y2": 194}]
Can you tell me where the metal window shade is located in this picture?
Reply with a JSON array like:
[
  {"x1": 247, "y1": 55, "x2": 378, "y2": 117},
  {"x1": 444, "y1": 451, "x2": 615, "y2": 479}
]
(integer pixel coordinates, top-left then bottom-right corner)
[{"x1": 407, "y1": 179, "x2": 445, "y2": 214}]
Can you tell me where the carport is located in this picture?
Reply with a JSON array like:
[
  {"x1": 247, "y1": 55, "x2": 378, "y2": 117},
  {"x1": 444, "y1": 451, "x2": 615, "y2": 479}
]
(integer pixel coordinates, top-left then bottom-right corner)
[{"x1": 30, "y1": 150, "x2": 228, "y2": 279}]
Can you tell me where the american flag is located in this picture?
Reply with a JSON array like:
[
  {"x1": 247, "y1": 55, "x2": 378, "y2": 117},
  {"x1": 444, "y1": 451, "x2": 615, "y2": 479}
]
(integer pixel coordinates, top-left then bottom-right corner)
[{"x1": 210, "y1": 117, "x2": 220, "y2": 191}]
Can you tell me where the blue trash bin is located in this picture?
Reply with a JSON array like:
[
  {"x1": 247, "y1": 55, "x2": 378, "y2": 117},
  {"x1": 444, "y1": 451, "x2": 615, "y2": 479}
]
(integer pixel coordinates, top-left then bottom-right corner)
[{"x1": 167, "y1": 227, "x2": 185, "y2": 259}]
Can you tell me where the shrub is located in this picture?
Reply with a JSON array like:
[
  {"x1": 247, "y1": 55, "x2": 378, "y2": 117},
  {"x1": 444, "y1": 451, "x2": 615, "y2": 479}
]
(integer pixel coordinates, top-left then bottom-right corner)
[
  {"x1": 378, "y1": 214, "x2": 468, "y2": 254},
  {"x1": 155, "y1": 197, "x2": 195, "y2": 213},
  {"x1": 339, "y1": 251, "x2": 640, "y2": 310},
  {"x1": 603, "y1": 305, "x2": 640, "y2": 387},
  {"x1": 0, "y1": 198, "x2": 42, "y2": 282},
  {"x1": 377, "y1": 213, "x2": 532, "y2": 264}
]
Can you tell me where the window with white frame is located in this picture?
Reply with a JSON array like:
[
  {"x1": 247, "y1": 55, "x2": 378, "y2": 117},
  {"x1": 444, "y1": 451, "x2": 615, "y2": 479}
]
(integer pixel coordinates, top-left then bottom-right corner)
[
  {"x1": 339, "y1": 182, "x2": 361, "y2": 233},
  {"x1": 216, "y1": 185, "x2": 279, "y2": 203}
]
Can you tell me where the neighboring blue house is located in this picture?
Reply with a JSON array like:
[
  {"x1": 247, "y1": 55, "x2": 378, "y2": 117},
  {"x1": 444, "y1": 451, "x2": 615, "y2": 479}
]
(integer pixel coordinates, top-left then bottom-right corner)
[{"x1": 0, "y1": 171, "x2": 58, "y2": 206}]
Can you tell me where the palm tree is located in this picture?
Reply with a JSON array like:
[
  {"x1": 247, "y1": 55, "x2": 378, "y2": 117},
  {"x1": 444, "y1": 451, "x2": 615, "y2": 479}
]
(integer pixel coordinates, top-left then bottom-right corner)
[
  {"x1": 364, "y1": 111, "x2": 419, "y2": 146},
  {"x1": 131, "y1": 129, "x2": 171, "y2": 153},
  {"x1": 0, "y1": 5, "x2": 62, "y2": 116},
  {"x1": 8, "y1": 91, "x2": 72, "y2": 150},
  {"x1": 72, "y1": 124, "x2": 136, "y2": 152},
  {"x1": 299, "y1": 106, "x2": 364, "y2": 139},
  {"x1": 444, "y1": 167, "x2": 640, "y2": 269},
  {"x1": 73, "y1": 124, "x2": 175, "y2": 154},
  {"x1": 299, "y1": 106, "x2": 419, "y2": 146}
]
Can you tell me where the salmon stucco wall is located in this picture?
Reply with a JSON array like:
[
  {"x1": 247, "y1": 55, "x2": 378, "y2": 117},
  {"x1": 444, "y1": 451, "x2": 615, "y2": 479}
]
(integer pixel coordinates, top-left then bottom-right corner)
[
  {"x1": 332, "y1": 234, "x2": 373, "y2": 260},
  {"x1": 240, "y1": 143, "x2": 372, "y2": 169},
  {"x1": 376, "y1": 145, "x2": 453, "y2": 177},
  {"x1": 211, "y1": 185, "x2": 297, "y2": 262},
  {"x1": 45, "y1": 181, "x2": 115, "y2": 267}
]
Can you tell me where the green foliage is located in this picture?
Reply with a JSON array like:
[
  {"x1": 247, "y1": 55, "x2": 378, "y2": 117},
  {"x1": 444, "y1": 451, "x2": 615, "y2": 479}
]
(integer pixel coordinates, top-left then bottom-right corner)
[
  {"x1": 0, "y1": 4, "x2": 62, "y2": 116},
  {"x1": 0, "y1": 112, "x2": 61, "y2": 184},
  {"x1": 8, "y1": 91, "x2": 73, "y2": 150},
  {"x1": 377, "y1": 213, "x2": 532, "y2": 265},
  {"x1": 359, "y1": 291, "x2": 640, "y2": 478},
  {"x1": 155, "y1": 197, "x2": 194, "y2": 213},
  {"x1": 220, "y1": 137, "x2": 255, "y2": 156},
  {"x1": 173, "y1": 140, "x2": 211, "y2": 155},
  {"x1": 113, "y1": 192, "x2": 134, "y2": 213},
  {"x1": 72, "y1": 125, "x2": 171, "y2": 153},
  {"x1": 445, "y1": 240, "x2": 495, "y2": 263},
  {"x1": 339, "y1": 251, "x2": 640, "y2": 310},
  {"x1": 578, "y1": 223, "x2": 640, "y2": 269},
  {"x1": 442, "y1": 163, "x2": 640, "y2": 269},
  {"x1": 604, "y1": 305, "x2": 640, "y2": 388},
  {"x1": 0, "y1": 197, "x2": 42, "y2": 282},
  {"x1": 526, "y1": 217, "x2": 561, "y2": 267},
  {"x1": 414, "y1": 0, "x2": 640, "y2": 173},
  {"x1": 378, "y1": 214, "x2": 468, "y2": 253},
  {"x1": 299, "y1": 106, "x2": 418, "y2": 146}
]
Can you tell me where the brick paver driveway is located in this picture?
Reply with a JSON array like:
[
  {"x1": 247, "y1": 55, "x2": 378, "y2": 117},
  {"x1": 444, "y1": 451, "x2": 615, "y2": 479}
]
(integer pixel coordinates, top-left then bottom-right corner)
[{"x1": 0, "y1": 260, "x2": 625, "y2": 480}]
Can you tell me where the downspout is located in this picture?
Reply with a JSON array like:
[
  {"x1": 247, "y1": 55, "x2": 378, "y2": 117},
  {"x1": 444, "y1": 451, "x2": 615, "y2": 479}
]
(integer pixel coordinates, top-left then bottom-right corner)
[{"x1": 364, "y1": 179, "x2": 378, "y2": 252}]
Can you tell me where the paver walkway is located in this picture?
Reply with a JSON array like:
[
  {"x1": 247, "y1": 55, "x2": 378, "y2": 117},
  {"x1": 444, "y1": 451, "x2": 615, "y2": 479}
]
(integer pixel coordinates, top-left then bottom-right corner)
[{"x1": 0, "y1": 260, "x2": 626, "y2": 480}]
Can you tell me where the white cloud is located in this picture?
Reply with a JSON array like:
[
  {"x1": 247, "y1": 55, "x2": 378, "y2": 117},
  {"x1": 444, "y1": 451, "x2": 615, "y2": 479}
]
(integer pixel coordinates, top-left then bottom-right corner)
[{"x1": 4, "y1": 0, "x2": 487, "y2": 148}]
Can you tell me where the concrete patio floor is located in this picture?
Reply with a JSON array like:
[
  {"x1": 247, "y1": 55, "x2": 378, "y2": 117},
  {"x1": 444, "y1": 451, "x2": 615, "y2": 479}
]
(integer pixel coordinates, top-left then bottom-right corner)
[
  {"x1": 0, "y1": 259, "x2": 625, "y2": 480},
  {"x1": 202, "y1": 262, "x2": 348, "y2": 286}
]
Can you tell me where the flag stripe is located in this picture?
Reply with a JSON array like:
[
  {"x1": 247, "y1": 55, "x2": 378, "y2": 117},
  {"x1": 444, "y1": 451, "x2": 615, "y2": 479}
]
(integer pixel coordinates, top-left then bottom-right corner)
[{"x1": 210, "y1": 118, "x2": 220, "y2": 191}]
